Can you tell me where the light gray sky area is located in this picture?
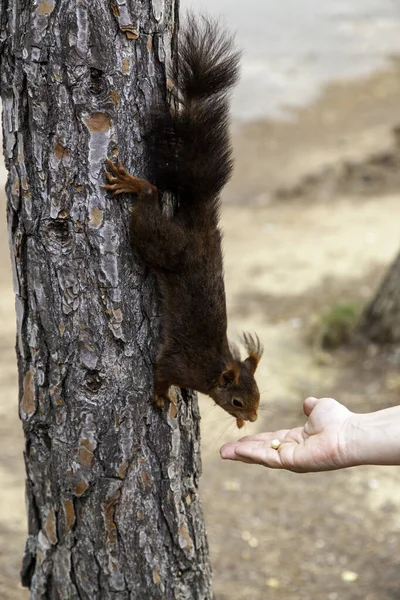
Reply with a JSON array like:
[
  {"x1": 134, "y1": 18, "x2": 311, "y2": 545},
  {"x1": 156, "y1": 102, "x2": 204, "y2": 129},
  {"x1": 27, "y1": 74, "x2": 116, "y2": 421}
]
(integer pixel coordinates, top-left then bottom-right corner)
[{"x1": 181, "y1": 0, "x2": 400, "y2": 120}]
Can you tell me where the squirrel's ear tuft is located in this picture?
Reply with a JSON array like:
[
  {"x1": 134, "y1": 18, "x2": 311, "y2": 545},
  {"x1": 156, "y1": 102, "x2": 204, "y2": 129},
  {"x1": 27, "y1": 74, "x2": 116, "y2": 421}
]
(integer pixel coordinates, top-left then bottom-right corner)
[
  {"x1": 242, "y1": 332, "x2": 263, "y2": 375},
  {"x1": 229, "y1": 341, "x2": 241, "y2": 361},
  {"x1": 219, "y1": 364, "x2": 240, "y2": 387}
]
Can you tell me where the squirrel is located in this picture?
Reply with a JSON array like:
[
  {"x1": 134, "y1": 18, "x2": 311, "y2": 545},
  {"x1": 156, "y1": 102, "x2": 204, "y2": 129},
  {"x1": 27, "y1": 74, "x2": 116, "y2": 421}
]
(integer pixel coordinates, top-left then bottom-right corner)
[{"x1": 104, "y1": 14, "x2": 263, "y2": 429}]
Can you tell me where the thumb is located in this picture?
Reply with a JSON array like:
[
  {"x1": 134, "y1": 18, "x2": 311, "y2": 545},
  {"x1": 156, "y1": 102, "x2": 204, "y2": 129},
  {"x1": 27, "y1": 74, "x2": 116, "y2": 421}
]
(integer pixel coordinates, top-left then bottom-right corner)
[{"x1": 303, "y1": 396, "x2": 320, "y2": 417}]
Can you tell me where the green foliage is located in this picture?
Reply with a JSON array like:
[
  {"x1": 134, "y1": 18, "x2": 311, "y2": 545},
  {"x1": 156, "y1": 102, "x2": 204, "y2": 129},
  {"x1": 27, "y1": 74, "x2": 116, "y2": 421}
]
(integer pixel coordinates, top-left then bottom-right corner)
[{"x1": 309, "y1": 302, "x2": 363, "y2": 350}]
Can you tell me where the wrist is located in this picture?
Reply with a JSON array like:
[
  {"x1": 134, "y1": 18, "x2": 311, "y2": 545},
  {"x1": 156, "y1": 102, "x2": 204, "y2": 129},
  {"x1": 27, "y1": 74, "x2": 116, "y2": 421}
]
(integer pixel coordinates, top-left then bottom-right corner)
[
  {"x1": 337, "y1": 412, "x2": 363, "y2": 468},
  {"x1": 339, "y1": 407, "x2": 400, "y2": 467},
  {"x1": 338, "y1": 412, "x2": 366, "y2": 467}
]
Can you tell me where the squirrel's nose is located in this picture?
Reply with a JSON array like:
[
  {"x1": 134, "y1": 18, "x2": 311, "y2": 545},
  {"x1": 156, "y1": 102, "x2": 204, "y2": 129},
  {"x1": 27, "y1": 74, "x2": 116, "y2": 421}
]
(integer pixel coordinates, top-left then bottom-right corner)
[{"x1": 248, "y1": 412, "x2": 258, "y2": 423}]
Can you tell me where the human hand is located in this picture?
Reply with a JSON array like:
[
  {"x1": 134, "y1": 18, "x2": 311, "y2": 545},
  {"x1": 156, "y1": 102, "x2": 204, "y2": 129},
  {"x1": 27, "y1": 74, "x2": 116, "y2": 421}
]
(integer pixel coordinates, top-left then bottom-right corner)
[{"x1": 220, "y1": 397, "x2": 356, "y2": 472}]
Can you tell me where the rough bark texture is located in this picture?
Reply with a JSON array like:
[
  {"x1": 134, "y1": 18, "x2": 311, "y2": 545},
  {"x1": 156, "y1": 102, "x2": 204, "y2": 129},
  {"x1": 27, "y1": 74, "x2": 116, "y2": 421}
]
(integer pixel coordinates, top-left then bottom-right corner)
[
  {"x1": 0, "y1": 1, "x2": 212, "y2": 598},
  {"x1": 358, "y1": 249, "x2": 400, "y2": 344}
]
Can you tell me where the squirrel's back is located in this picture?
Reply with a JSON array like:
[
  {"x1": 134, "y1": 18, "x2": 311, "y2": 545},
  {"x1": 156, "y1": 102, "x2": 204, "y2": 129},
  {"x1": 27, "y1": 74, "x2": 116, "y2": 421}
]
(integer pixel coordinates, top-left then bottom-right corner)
[{"x1": 150, "y1": 14, "x2": 240, "y2": 210}]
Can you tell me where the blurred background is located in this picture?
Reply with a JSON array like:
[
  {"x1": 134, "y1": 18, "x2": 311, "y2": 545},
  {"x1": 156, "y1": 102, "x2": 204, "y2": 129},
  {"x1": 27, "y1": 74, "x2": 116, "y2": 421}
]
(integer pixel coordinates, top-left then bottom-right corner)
[{"x1": 2, "y1": 1, "x2": 400, "y2": 598}]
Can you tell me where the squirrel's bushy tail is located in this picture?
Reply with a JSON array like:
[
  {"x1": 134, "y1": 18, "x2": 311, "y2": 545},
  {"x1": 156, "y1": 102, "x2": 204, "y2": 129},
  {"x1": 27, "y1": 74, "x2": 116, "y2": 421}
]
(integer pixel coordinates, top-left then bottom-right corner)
[{"x1": 150, "y1": 13, "x2": 240, "y2": 208}]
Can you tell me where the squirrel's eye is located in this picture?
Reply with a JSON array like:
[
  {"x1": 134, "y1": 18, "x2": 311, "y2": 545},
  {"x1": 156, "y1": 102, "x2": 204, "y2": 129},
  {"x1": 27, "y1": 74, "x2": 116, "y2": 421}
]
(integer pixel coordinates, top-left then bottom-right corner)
[{"x1": 232, "y1": 399, "x2": 243, "y2": 408}]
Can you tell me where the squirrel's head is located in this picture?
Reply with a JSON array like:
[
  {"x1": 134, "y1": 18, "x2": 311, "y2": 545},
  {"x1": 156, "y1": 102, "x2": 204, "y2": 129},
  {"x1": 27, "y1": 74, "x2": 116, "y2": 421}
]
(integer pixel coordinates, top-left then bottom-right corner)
[{"x1": 210, "y1": 333, "x2": 263, "y2": 428}]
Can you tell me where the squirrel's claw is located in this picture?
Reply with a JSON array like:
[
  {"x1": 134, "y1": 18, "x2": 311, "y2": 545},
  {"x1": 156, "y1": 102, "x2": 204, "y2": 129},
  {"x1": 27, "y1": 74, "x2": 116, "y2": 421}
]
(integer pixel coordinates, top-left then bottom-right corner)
[
  {"x1": 104, "y1": 169, "x2": 118, "y2": 183},
  {"x1": 153, "y1": 394, "x2": 166, "y2": 409},
  {"x1": 106, "y1": 157, "x2": 119, "y2": 174},
  {"x1": 106, "y1": 157, "x2": 128, "y2": 177},
  {"x1": 103, "y1": 182, "x2": 119, "y2": 190},
  {"x1": 117, "y1": 160, "x2": 127, "y2": 174},
  {"x1": 153, "y1": 390, "x2": 177, "y2": 413}
]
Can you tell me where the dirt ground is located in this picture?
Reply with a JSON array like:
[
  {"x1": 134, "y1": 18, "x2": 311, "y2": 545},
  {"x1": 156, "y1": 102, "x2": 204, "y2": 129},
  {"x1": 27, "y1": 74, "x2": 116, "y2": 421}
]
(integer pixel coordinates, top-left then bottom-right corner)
[{"x1": 1, "y1": 61, "x2": 400, "y2": 599}]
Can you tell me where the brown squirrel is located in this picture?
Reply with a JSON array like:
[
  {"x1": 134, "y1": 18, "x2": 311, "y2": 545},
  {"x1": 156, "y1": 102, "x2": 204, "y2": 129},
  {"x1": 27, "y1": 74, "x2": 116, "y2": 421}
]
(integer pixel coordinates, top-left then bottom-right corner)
[{"x1": 104, "y1": 15, "x2": 263, "y2": 428}]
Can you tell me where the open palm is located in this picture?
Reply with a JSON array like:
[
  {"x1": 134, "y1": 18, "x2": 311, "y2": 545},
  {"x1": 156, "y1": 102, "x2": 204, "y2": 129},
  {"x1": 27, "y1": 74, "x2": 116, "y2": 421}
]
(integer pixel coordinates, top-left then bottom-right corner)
[{"x1": 220, "y1": 397, "x2": 354, "y2": 472}]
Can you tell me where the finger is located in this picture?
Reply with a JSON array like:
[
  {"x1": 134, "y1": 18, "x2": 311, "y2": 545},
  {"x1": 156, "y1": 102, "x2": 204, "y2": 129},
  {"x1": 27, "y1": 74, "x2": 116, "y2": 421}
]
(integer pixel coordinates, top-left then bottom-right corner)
[
  {"x1": 234, "y1": 442, "x2": 283, "y2": 468},
  {"x1": 103, "y1": 183, "x2": 119, "y2": 191},
  {"x1": 220, "y1": 440, "x2": 283, "y2": 468},
  {"x1": 220, "y1": 442, "x2": 242, "y2": 459},
  {"x1": 303, "y1": 397, "x2": 320, "y2": 417},
  {"x1": 219, "y1": 444, "x2": 258, "y2": 464}
]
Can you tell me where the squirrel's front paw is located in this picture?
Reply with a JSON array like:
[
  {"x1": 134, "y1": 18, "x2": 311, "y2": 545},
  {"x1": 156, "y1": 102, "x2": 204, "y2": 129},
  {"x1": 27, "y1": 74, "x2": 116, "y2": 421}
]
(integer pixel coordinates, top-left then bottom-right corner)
[
  {"x1": 152, "y1": 393, "x2": 167, "y2": 409},
  {"x1": 153, "y1": 389, "x2": 178, "y2": 417}
]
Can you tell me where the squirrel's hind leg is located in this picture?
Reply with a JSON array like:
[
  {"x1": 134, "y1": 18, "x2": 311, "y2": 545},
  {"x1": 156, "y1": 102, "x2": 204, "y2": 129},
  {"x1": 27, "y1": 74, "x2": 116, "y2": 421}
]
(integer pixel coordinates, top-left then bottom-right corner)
[{"x1": 104, "y1": 158, "x2": 156, "y2": 197}]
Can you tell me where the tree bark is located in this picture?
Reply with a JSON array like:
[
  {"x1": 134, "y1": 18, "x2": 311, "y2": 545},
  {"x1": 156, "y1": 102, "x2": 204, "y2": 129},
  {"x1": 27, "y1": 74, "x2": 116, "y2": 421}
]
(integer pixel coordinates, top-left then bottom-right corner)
[
  {"x1": 0, "y1": 1, "x2": 212, "y2": 598},
  {"x1": 358, "y1": 249, "x2": 400, "y2": 344}
]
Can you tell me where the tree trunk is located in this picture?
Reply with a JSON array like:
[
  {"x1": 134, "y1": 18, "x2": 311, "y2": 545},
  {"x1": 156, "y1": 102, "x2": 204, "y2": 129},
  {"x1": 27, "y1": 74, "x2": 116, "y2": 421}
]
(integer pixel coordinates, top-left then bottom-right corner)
[
  {"x1": 358, "y1": 249, "x2": 400, "y2": 344},
  {"x1": 0, "y1": 1, "x2": 212, "y2": 598}
]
